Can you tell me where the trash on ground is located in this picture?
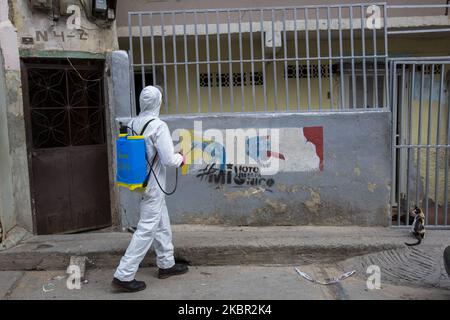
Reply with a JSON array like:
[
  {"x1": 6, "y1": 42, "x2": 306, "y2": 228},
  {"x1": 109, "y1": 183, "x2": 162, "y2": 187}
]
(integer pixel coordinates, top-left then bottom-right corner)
[
  {"x1": 51, "y1": 275, "x2": 66, "y2": 281},
  {"x1": 294, "y1": 267, "x2": 356, "y2": 285},
  {"x1": 42, "y1": 282, "x2": 56, "y2": 293}
]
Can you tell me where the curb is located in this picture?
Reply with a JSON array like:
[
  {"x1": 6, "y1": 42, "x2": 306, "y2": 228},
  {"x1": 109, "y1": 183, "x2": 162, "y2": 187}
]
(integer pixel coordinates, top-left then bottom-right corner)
[{"x1": 0, "y1": 226, "x2": 409, "y2": 270}]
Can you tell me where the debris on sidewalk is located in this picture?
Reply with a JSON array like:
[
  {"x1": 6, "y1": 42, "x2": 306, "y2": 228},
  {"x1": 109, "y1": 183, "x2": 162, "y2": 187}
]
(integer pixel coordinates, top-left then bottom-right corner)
[
  {"x1": 42, "y1": 273, "x2": 68, "y2": 293},
  {"x1": 294, "y1": 267, "x2": 355, "y2": 285},
  {"x1": 42, "y1": 282, "x2": 56, "y2": 293}
]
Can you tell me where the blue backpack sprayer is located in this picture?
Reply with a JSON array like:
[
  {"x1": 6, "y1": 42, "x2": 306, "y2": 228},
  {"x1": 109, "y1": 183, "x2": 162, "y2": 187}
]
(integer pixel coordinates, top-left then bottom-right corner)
[{"x1": 116, "y1": 120, "x2": 178, "y2": 195}]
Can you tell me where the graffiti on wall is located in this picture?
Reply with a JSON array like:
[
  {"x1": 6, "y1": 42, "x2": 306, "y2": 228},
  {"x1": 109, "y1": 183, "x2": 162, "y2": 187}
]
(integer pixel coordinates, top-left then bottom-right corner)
[
  {"x1": 175, "y1": 124, "x2": 323, "y2": 188},
  {"x1": 197, "y1": 164, "x2": 276, "y2": 188}
]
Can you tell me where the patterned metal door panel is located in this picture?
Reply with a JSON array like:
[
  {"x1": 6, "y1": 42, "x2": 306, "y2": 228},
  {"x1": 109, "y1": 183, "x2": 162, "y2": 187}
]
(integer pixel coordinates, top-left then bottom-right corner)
[{"x1": 21, "y1": 59, "x2": 111, "y2": 234}]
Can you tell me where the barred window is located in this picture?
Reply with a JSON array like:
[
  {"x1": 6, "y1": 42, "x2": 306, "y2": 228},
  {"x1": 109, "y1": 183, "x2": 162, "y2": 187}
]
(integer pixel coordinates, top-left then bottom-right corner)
[
  {"x1": 201, "y1": 72, "x2": 264, "y2": 87},
  {"x1": 232, "y1": 72, "x2": 246, "y2": 87},
  {"x1": 200, "y1": 73, "x2": 213, "y2": 87},
  {"x1": 216, "y1": 73, "x2": 230, "y2": 87},
  {"x1": 417, "y1": 64, "x2": 442, "y2": 75},
  {"x1": 250, "y1": 72, "x2": 264, "y2": 86},
  {"x1": 285, "y1": 64, "x2": 330, "y2": 79}
]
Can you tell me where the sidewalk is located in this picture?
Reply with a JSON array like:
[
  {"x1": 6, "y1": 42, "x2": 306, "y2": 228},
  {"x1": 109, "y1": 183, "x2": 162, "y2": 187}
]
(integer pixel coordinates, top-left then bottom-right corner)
[
  {"x1": 1, "y1": 225, "x2": 449, "y2": 271},
  {"x1": 2, "y1": 265, "x2": 450, "y2": 300}
]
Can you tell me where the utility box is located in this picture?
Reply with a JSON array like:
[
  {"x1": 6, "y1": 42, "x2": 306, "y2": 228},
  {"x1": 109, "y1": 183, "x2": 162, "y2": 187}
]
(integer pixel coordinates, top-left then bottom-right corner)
[
  {"x1": 93, "y1": 0, "x2": 108, "y2": 13},
  {"x1": 92, "y1": 0, "x2": 117, "y2": 21}
]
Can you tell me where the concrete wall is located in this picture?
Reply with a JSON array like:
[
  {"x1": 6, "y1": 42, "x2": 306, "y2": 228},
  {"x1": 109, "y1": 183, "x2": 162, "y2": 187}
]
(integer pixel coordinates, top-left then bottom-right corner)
[
  {"x1": 0, "y1": 49, "x2": 15, "y2": 240},
  {"x1": 12, "y1": 0, "x2": 118, "y2": 55},
  {"x1": 161, "y1": 111, "x2": 392, "y2": 226},
  {"x1": 108, "y1": 51, "x2": 141, "y2": 228},
  {"x1": 0, "y1": 0, "x2": 120, "y2": 235},
  {"x1": 0, "y1": 0, "x2": 33, "y2": 236}
]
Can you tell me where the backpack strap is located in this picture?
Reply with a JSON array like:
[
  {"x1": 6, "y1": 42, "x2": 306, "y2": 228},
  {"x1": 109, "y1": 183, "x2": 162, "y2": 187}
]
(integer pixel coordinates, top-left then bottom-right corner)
[
  {"x1": 129, "y1": 119, "x2": 135, "y2": 135},
  {"x1": 140, "y1": 118, "x2": 156, "y2": 136},
  {"x1": 139, "y1": 118, "x2": 157, "y2": 188}
]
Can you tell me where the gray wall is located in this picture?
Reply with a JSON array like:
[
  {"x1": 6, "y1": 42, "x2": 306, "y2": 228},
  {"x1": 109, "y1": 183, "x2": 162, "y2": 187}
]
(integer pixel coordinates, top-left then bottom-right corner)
[
  {"x1": 0, "y1": 0, "x2": 33, "y2": 235},
  {"x1": 110, "y1": 51, "x2": 142, "y2": 229},
  {"x1": 163, "y1": 111, "x2": 392, "y2": 226},
  {"x1": 0, "y1": 50, "x2": 16, "y2": 239}
]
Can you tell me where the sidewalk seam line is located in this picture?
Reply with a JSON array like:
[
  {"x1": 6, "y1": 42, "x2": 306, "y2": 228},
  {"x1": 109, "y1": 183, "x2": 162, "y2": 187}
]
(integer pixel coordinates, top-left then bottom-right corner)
[{"x1": 3, "y1": 271, "x2": 26, "y2": 300}]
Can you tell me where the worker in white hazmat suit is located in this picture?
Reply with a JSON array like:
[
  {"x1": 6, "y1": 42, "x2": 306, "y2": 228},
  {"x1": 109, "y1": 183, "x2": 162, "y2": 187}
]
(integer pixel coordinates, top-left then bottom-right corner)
[{"x1": 112, "y1": 86, "x2": 188, "y2": 293}]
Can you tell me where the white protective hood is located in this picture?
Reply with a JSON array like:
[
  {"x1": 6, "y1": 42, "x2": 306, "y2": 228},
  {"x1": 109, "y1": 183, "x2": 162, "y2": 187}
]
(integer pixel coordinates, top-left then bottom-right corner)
[{"x1": 139, "y1": 86, "x2": 162, "y2": 117}]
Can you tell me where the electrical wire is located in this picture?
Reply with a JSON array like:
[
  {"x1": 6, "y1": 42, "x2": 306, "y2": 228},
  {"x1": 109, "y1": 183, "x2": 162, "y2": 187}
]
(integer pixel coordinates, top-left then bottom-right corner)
[{"x1": 66, "y1": 57, "x2": 104, "y2": 82}]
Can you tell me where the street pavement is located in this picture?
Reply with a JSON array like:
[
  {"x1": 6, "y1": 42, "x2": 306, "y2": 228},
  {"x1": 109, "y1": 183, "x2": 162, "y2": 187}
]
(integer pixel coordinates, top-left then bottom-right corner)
[
  {"x1": 1, "y1": 264, "x2": 449, "y2": 300},
  {"x1": 1, "y1": 226, "x2": 449, "y2": 300}
]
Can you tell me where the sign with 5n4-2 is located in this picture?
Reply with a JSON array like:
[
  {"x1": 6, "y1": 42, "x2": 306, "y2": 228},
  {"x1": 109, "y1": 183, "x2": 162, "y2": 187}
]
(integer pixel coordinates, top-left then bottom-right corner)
[{"x1": 32, "y1": 4, "x2": 90, "y2": 43}]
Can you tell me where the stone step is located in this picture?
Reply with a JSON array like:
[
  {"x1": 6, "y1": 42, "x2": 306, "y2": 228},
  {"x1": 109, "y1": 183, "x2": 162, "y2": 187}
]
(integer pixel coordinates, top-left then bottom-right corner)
[{"x1": 1, "y1": 225, "x2": 446, "y2": 271}]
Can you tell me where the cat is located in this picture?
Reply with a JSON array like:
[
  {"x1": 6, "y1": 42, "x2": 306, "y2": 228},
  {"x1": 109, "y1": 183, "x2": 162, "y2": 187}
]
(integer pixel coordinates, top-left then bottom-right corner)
[{"x1": 405, "y1": 207, "x2": 425, "y2": 246}]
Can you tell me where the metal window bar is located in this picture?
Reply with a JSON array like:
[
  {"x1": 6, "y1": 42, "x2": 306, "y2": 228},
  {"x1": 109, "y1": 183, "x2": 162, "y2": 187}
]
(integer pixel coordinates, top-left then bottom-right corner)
[
  {"x1": 216, "y1": 10, "x2": 223, "y2": 113},
  {"x1": 172, "y1": 12, "x2": 180, "y2": 114},
  {"x1": 283, "y1": 8, "x2": 289, "y2": 111},
  {"x1": 183, "y1": 12, "x2": 190, "y2": 113},
  {"x1": 194, "y1": 11, "x2": 201, "y2": 113},
  {"x1": 227, "y1": 10, "x2": 234, "y2": 112},
  {"x1": 249, "y1": 10, "x2": 256, "y2": 112},
  {"x1": 294, "y1": 8, "x2": 301, "y2": 111},
  {"x1": 271, "y1": 9, "x2": 278, "y2": 111},
  {"x1": 127, "y1": 3, "x2": 450, "y2": 116},
  {"x1": 327, "y1": 6, "x2": 333, "y2": 110},
  {"x1": 360, "y1": 4, "x2": 367, "y2": 109},
  {"x1": 160, "y1": 12, "x2": 168, "y2": 114},
  {"x1": 316, "y1": 7, "x2": 323, "y2": 111},
  {"x1": 205, "y1": 12, "x2": 212, "y2": 113},
  {"x1": 260, "y1": 9, "x2": 268, "y2": 112}
]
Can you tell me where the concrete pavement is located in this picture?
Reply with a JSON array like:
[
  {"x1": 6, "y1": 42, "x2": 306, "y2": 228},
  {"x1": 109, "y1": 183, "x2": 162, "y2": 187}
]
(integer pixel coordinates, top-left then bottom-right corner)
[
  {"x1": 1, "y1": 225, "x2": 449, "y2": 299},
  {"x1": 1, "y1": 265, "x2": 449, "y2": 300},
  {"x1": 2, "y1": 225, "x2": 450, "y2": 270}
]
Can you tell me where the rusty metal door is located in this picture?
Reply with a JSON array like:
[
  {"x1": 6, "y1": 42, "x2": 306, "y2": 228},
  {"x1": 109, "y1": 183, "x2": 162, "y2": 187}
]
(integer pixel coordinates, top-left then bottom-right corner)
[{"x1": 21, "y1": 58, "x2": 111, "y2": 234}]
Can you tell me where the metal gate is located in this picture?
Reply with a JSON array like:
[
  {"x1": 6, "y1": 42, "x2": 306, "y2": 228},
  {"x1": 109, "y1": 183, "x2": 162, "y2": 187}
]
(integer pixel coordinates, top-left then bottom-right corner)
[
  {"x1": 391, "y1": 58, "x2": 450, "y2": 228},
  {"x1": 126, "y1": 3, "x2": 389, "y2": 114},
  {"x1": 21, "y1": 59, "x2": 112, "y2": 234}
]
